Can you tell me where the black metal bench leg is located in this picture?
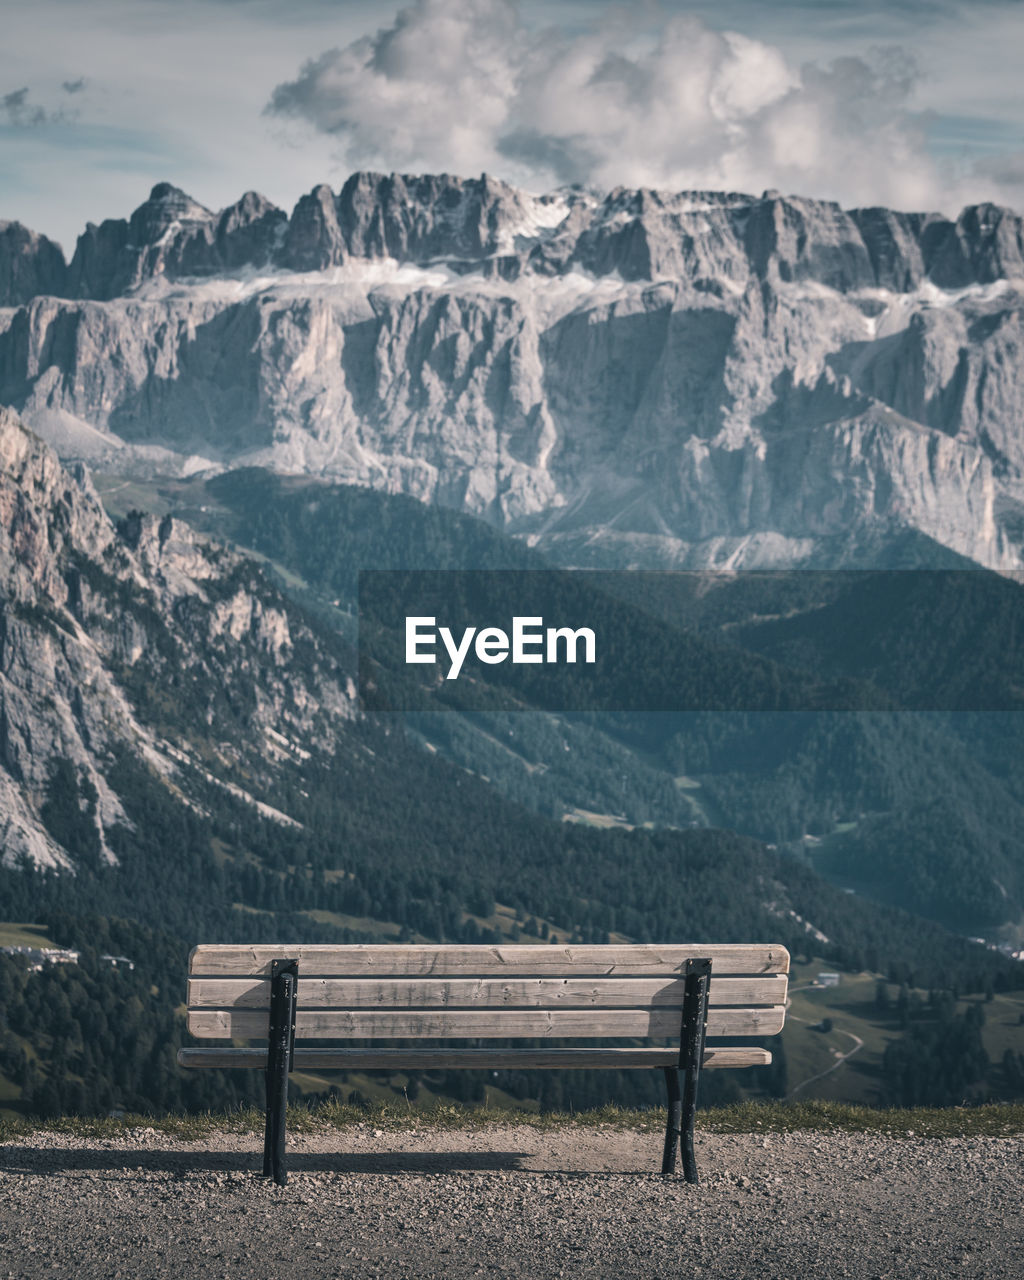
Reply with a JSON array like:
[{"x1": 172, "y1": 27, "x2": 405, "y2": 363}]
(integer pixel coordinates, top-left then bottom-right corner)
[
  {"x1": 678, "y1": 957, "x2": 712, "y2": 1185},
  {"x1": 270, "y1": 1044, "x2": 290, "y2": 1186},
  {"x1": 262, "y1": 1067, "x2": 274, "y2": 1177},
  {"x1": 661, "y1": 1067, "x2": 681, "y2": 1176},
  {"x1": 680, "y1": 1052, "x2": 701, "y2": 1185},
  {"x1": 263, "y1": 959, "x2": 298, "y2": 1187}
]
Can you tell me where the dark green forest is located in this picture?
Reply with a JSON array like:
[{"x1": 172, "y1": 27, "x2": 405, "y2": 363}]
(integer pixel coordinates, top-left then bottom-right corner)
[{"x1": 2, "y1": 709, "x2": 1021, "y2": 1119}]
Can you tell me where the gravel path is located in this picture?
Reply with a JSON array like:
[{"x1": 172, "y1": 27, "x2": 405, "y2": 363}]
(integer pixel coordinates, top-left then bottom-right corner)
[{"x1": 2, "y1": 1123, "x2": 1022, "y2": 1279}]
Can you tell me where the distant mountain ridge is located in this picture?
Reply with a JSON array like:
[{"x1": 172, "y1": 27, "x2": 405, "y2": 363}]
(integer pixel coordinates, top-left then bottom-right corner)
[
  {"x1": 4, "y1": 176, "x2": 1024, "y2": 300},
  {"x1": 1, "y1": 173, "x2": 1023, "y2": 570}
]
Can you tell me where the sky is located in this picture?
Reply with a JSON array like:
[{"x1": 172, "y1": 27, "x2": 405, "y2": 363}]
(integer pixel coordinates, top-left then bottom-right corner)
[{"x1": 2, "y1": 0, "x2": 1023, "y2": 254}]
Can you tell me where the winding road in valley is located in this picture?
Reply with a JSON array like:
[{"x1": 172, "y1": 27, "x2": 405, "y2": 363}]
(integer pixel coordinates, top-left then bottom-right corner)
[{"x1": 783, "y1": 983, "x2": 866, "y2": 1100}]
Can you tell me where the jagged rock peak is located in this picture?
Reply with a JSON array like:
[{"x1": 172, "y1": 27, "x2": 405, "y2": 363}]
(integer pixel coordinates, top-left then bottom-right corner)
[
  {"x1": 0, "y1": 220, "x2": 70, "y2": 305},
  {"x1": 137, "y1": 182, "x2": 213, "y2": 223},
  {"x1": 219, "y1": 189, "x2": 282, "y2": 226},
  {"x1": 338, "y1": 170, "x2": 540, "y2": 259},
  {"x1": 65, "y1": 181, "x2": 285, "y2": 299},
  {"x1": 278, "y1": 170, "x2": 551, "y2": 271},
  {"x1": 124, "y1": 185, "x2": 211, "y2": 252}
]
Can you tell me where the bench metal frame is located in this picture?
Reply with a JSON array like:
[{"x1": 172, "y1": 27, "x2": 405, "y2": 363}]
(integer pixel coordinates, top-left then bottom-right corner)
[
  {"x1": 662, "y1": 957, "x2": 711, "y2": 1181},
  {"x1": 256, "y1": 954, "x2": 713, "y2": 1187},
  {"x1": 263, "y1": 959, "x2": 298, "y2": 1183}
]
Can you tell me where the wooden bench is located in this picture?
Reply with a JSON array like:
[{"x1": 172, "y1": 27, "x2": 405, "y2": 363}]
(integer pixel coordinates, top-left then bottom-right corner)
[{"x1": 178, "y1": 943, "x2": 789, "y2": 1185}]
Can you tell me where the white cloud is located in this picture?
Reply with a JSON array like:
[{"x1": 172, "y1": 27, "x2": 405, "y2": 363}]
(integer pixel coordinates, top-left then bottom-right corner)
[
  {"x1": 267, "y1": 0, "x2": 1022, "y2": 212},
  {"x1": 269, "y1": 0, "x2": 526, "y2": 178}
]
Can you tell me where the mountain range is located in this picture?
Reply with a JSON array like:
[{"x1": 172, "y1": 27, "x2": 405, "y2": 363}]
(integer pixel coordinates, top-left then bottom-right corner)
[{"x1": 2, "y1": 174, "x2": 1023, "y2": 569}]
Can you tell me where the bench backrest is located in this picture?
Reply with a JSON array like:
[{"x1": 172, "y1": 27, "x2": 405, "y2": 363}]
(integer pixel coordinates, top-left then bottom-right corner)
[{"x1": 187, "y1": 944, "x2": 789, "y2": 1042}]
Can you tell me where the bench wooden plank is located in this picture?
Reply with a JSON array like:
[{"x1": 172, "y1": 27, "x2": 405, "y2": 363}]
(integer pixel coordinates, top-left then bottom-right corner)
[
  {"x1": 177, "y1": 1045, "x2": 773, "y2": 1070},
  {"x1": 187, "y1": 1004, "x2": 786, "y2": 1039},
  {"x1": 189, "y1": 943, "x2": 790, "y2": 978},
  {"x1": 187, "y1": 974, "x2": 787, "y2": 1011}
]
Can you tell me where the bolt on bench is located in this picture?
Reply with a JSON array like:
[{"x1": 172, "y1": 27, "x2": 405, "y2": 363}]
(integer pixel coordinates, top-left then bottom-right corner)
[{"x1": 178, "y1": 943, "x2": 789, "y2": 1186}]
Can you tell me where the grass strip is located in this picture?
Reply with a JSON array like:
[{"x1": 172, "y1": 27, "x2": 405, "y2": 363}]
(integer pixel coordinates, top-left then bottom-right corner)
[{"x1": 3, "y1": 1099, "x2": 1024, "y2": 1142}]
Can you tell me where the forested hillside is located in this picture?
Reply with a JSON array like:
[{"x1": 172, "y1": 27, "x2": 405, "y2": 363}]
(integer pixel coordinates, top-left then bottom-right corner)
[{"x1": 127, "y1": 468, "x2": 1024, "y2": 933}]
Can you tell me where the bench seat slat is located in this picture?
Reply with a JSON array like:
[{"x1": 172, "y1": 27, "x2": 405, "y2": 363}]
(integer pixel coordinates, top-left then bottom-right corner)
[
  {"x1": 177, "y1": 1045, "x2": 773, "y2": 1070},
  {"x1": 187, "y1": 1004, "x2": 786, "y2": 1040},
  {"x1": 187, "y1": 974, "x2": 787, "y2": 1011},
  {"x1": 189, "y1": 943, "x2": 789, "y2": 978}
]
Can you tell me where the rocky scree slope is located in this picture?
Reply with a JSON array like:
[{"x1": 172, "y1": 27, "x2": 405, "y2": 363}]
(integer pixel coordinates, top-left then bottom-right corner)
[
  {"x1": 1, "y1": 175, "x2": 1023, "y2": 568},
  {"x1": 0, "y1": 407, "x2": 354, "y2": 870}
]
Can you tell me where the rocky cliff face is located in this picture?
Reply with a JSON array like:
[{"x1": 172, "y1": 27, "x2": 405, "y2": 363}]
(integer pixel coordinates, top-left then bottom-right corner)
[
  {"x1": 0, "y1": 221, "x2": 67, "y2": 306},
  {"x1": 1, "y1": 175, "x2": 1023, "y2": 568},
  {"x1": 0, "y1": 406, "x2": 354, "y2": 870}
]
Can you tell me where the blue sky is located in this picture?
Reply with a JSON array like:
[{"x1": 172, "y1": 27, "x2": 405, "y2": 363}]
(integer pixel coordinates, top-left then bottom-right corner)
[{"x1": 2, "y1": 0, "x2": 1022, "y2": 253}]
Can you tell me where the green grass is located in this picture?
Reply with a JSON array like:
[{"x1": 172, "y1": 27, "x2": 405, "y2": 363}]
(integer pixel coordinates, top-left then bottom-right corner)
[
  {"x1": 0, "y1": 922, "x2": 57, "y2": 950},
  {"x1": 4, "y1": 1099, "x2": 1024, "y2": 1144},
  {"x1": 0, "y1": 1074, "x2": 22, "y2": 1104},
  {"x1": 780, "y1": 957, "x2": 1024, "y2": 1105},
  {"x1": 92, "y1": 475, "x2": 176, "y2": 520},
  {"x1": 782, "y1": 962, "x2": 896, "y2": 1104},
  {"x1": 699, "y1": 1099, "x2": 1024, "y2": 1137}
]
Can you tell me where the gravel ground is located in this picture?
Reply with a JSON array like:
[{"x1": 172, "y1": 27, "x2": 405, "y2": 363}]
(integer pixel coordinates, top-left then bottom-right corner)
[{"x1": 1, "y1": 1123, "x2": 1022, "y2": 1279}]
